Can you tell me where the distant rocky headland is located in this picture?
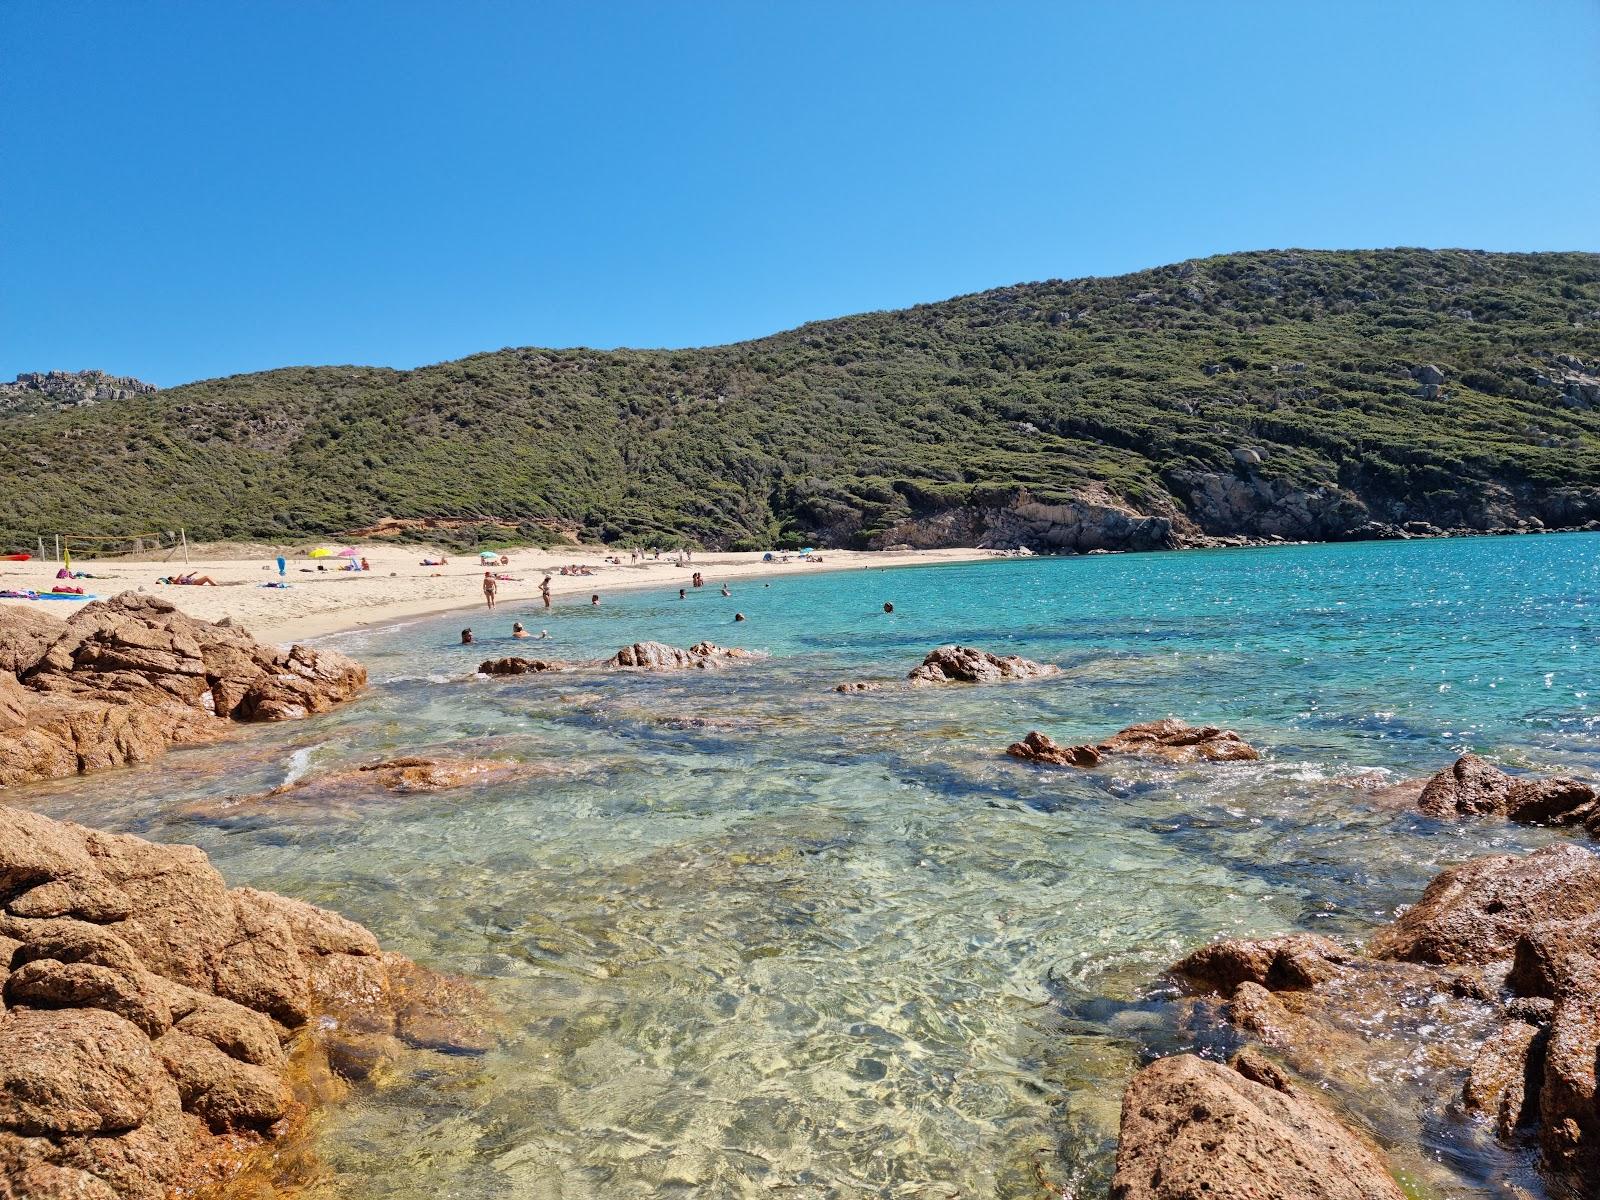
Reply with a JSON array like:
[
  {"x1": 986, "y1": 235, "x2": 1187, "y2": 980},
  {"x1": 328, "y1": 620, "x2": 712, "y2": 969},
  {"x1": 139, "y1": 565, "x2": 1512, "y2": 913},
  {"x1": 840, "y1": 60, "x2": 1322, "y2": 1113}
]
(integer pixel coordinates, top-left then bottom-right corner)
[{"x1": 0, "y1": 370, "x2": 157, "y2": 416}]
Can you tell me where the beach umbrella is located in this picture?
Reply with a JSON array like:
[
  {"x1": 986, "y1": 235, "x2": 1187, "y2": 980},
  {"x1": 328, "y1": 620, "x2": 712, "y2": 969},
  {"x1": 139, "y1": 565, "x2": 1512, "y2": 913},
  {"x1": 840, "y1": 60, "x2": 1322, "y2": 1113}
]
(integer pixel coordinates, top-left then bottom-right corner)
[
  {"x1": 337, "y1": 547, "x2": 357, "y2": 557},
  {"x1": 308, "y1": 547, "x2": 334, "y2": 558}
]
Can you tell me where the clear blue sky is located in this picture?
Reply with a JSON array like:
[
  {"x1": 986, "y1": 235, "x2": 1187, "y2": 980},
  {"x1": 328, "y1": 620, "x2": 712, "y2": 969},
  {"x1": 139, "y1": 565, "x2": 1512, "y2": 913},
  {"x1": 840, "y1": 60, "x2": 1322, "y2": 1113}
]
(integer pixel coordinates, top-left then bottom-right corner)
[{"x1": 6, "y1": 1, "x2": 1598, "y2": 386}]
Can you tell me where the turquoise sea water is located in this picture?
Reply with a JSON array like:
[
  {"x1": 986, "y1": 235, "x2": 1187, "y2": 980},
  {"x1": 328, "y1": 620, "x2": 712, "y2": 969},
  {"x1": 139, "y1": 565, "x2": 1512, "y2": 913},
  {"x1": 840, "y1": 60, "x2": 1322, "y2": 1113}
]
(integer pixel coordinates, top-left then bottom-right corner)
[{"x1": 14, "y1": 534, "x2": 1600, "y2": 1198}]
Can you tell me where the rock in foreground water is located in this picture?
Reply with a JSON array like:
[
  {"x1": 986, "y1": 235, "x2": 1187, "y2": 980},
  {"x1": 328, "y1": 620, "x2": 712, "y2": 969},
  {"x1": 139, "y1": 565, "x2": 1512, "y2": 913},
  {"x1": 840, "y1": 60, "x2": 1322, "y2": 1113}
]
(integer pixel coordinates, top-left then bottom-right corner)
[
  {"x1": 0, "y1": 805, "x2": 483, "y2": 1199},
  {"x1": 478, "y1": 656, "x2": 565, "y2": 675},
  {"x1": 607, "y1": 641, "x2": 760, "y2": 670},
  {"x1": 1008, "y1": 719, "x2": 1260, "y2": 767},
  {"x1": 1416, "y1": 752, "x2": 1600, "y2": 832},
  {"x1": 0, "y1": 594, "x2": 365, "y2": 788},
  {"x1": 1161, "y1": 843, "x2": 1600, "y2": 1198},
  {"x1": 906, "y1": 645, "x2": 1057, "y2": 685},
  {"x1": 1111, "y1": 1052, "x2": 1407, "y2": 1200}
]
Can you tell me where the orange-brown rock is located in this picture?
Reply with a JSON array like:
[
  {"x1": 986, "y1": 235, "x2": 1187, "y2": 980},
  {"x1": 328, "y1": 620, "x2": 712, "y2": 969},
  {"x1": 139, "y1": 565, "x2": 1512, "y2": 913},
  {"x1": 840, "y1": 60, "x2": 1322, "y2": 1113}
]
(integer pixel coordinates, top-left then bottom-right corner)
[
  {"x1": 1005, "y1": 730, "x2": 1101, "y2": 767},
  {"x1": 607, "y1": 640, "x2": 760, "y2": 670},
  {"x1": 1008, "y1": 719, "x2": 1260, "y2": 768},
  {"x1": 477, "y1": 656, "x2": 564, "y2": 676},
  {"x1": 0, "y1": 806, "x2": 486, "y2": 1199},
  {"x1": 1370, "y1": 843, "x2": 1600, "y2": 967},
  {"x1": 1162, "y1": 844, "x2": 1600, "y2": 1199},
  {"x1": 0, "y1": 594, "x2": 365, "y2": 788},
  {"x1": 906, "y1": 645, "x2": 1056, "y2": 686},
  {"x1": 1110, "y1": 1052, "x2": 1407, "y2": 1200},
  {"x1": 1416, "y1": 752, "x2": 1600, "y2": 832}
]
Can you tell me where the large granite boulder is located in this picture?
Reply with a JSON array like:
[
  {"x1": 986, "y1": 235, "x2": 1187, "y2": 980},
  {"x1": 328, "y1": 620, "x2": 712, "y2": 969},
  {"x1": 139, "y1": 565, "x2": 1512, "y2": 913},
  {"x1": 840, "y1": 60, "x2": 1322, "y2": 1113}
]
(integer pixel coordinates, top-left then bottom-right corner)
[
  {"x1": 607, "y1": 641, "x2": 760, "y2": 670},
  {"x1": 1008, "y1": 719, "x2": 1260, "y2": 768},
  {"x1": 1369, "y1": 843, "x2": 1600, "y2": 967},
  {"x1": 906, "y1": 645, "x2": 1056, "y2": 686},
  {"x1": 0, "y1": 594, "x2": 365, "y2": 788},
  {"x1": 0, "y1": 806, "x2": 484, "y2": 1199},
  {"x1": 1110, "y1": 1052, "x2": 1407, "y2": 1200}
]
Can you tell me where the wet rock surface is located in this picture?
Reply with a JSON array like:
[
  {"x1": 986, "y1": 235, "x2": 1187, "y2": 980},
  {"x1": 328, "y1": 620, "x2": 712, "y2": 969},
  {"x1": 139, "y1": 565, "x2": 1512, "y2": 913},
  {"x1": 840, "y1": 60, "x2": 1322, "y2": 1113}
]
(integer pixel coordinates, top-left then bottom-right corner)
[
  {"x1": 905, "y1": 645, "x2": 1057, "y2": 686},
  {"x1": 1141, "y1": 843, "x2": 1600, "y2": 1199},
  {"x1": 1008, "y1": 719, "x2": 1260, "y2": 767},
  {"x1": 0, "y1": 806, "x2": 486, "y2": 1198},
  {"x1": 1417, "y1": 753, "x2": 1600, "y2": 834},
  {"x1": 607, "y1": 641, "x2": 761, "y2": 670},
  {"x1": 0, "y1": 594, "x2": 365, "y2": 788},
  {"x1": 477, "y1": 656, "x2": 565, "y2": 676}
]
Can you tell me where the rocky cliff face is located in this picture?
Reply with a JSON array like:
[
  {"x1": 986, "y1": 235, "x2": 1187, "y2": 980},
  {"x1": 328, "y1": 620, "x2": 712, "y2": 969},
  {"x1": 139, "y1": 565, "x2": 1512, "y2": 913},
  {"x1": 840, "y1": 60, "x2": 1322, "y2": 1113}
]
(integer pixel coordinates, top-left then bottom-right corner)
[
  {"x1": 867, "y1": 473, "x2": 1600, "y2": 553},
  {"x1": 0, "y1": 371, "x2": 157, "y2": 416},
  {"x1": 0, "y1": 594, "x2": 365, "y2": 788},
  {"x1": 0, "y1": 806, "x2": 482, "y2": 1199}
]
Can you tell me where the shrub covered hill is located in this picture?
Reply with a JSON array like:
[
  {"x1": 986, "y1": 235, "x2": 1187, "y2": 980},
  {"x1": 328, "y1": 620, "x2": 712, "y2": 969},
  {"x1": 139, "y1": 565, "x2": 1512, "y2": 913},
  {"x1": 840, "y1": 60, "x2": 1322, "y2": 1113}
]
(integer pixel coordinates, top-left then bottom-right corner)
[{"x1": 6, "y1": 248, "x2": 1600, "y2": 553}]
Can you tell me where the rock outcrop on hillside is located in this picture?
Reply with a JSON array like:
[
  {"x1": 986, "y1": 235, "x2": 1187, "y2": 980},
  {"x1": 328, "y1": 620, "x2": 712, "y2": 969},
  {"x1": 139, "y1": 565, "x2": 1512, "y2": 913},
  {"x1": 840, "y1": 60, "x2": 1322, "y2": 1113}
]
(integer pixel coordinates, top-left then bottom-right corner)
[
  {"x1": 905, "y1": 645, "x2": 1057, "y2": 686},
  {"x1": 0, "y1": 593, "x2": 365, "y2": 788},
  {"x1": 1008, "y1": 719, "x2": 1260, "y2": 767},
  {"x1": 0, "y1": 371, "x2": 156, "y2": 416},
  {"x1": 0, "y1": 806, "x2": 484, "y2": 1199},
  {"x1": 1136, "y1": 843, "x2": 1600, "y2": 1198}
]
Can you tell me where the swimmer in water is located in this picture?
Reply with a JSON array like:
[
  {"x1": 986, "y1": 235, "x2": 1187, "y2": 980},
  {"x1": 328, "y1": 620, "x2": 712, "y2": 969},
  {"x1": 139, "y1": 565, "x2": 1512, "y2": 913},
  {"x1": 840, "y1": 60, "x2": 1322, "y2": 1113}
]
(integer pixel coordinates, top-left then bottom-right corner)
[
  {"x1": 512, "y1": 622, "x2": 529, "y2": 638},
  {"x1": 734, "y1": 612, "x2": 746, "y2": 622},
  {"x1": 883, "y1": 602, "x2": 894, "y2": 613},
  {"x1": 460, "y1": 628, "x2": 474, "y2": 644}
]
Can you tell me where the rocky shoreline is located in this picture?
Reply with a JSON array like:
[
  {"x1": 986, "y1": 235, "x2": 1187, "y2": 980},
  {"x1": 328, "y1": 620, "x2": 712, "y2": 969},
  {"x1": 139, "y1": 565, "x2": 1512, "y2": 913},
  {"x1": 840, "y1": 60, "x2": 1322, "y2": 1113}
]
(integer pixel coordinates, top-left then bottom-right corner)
[
  {"x1": 1, "y1": 594, "x2": 365, "y2": 790},
  {"x1": 1115, "y1": 840, "x2": 1600, "y2": 1199},
  {"x1": 0, "y1": 806, "x2": 485, "y2": 1199}
]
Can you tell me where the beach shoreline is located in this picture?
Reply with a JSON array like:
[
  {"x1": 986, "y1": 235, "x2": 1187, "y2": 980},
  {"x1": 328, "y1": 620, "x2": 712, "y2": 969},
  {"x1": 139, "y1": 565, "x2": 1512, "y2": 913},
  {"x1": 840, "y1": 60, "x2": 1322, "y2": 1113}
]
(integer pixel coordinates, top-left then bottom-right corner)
[{"x1": 0, "y1": 544, "x2": 1005, "y2": 643}]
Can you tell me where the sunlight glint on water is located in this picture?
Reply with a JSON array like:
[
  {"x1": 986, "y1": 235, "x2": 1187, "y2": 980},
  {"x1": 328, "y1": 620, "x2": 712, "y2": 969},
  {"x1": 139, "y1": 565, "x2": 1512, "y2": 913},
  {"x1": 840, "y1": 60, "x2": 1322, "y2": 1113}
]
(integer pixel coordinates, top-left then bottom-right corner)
[{"x1": 12, "y1": 535, "x2": 1600, "y2": 1197}]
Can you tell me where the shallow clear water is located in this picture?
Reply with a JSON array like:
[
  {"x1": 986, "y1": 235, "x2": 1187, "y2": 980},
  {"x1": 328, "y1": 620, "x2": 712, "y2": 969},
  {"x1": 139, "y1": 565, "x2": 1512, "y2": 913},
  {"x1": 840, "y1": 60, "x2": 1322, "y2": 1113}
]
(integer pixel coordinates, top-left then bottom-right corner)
[{"x1": 15, "y1": 535, "x2": 1600, "y2": 1198}]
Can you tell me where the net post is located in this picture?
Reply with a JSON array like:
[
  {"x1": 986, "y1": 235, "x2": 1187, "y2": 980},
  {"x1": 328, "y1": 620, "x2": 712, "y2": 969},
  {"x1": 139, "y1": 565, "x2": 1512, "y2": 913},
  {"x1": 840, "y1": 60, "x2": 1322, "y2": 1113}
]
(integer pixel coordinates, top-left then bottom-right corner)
[{"x1": 181, "y1": 528, "x2": 190, "y2": 565}]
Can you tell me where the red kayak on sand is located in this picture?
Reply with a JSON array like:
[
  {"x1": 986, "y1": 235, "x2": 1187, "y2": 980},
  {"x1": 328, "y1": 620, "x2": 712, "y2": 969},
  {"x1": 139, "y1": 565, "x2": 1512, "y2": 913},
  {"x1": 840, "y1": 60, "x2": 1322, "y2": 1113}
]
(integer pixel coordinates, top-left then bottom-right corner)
[{"x1": 0, "y1": 554, "x2": 30, "y2": 561}]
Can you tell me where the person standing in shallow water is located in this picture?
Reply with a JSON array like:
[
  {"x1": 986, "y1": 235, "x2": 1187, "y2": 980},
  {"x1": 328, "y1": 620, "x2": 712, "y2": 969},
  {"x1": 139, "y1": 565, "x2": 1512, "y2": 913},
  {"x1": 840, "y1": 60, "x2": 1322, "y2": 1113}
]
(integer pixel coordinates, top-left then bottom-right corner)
[
  {"x1": 482, "y1": 572, "x2": 498, "y2": 609},
  {"x1": 540, "y1": 575, "x2": 552, "y2": 607}
]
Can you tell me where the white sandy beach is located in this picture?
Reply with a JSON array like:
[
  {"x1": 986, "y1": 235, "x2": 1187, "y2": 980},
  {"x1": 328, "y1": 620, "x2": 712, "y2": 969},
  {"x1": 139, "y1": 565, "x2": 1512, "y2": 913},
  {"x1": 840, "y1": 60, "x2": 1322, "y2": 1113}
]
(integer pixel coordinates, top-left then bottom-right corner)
[{"x1": 0, "y1": 543, "x2": 1002, "y2": 643}]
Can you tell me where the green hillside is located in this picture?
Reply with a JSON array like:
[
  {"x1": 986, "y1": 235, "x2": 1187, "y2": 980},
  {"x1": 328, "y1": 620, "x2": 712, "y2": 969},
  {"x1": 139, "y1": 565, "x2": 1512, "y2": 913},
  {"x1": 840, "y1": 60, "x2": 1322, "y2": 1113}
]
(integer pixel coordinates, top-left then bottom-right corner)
[{"x1": 6, "y1": 248, "x2": 1600, "y2": 552}]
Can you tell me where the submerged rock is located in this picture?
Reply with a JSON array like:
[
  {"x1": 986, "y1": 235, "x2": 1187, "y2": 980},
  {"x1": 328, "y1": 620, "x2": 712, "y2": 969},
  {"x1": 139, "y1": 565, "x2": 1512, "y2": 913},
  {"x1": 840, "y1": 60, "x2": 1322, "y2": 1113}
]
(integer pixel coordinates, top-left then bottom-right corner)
[
  {"x1": 1110, "y1": 1052, "x2": 1407, "y2": 1200},
  {"x1": 0, "y1": 805, "x2": 487, "y2": 1198},
  {"x1": 906, "y1": 645, "x2": 1056, "y2": 686},
  {"x1": 0, "y1": 594, "x2": 365, "y2": 788},
  {"x1": 1008, "y1": 719, "x2": 1260, "y2": 768},
  {"x1": 1417, "y1": 752, "x2": 1600, "y2": 832},
  {"x1": 607, "y1": 641, "x2": 760, "y2": 670}
]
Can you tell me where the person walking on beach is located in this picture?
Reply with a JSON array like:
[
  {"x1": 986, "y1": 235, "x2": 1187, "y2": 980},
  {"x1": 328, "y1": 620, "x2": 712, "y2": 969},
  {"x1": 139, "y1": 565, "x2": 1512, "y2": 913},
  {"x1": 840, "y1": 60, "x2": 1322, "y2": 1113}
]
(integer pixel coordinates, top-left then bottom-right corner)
[
  {"x1": 540, "y1": 575, "x2": 552, "y2": 608},
  {"x1": 482, "y1": 572, "x2": 498, "y2": 609}
]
